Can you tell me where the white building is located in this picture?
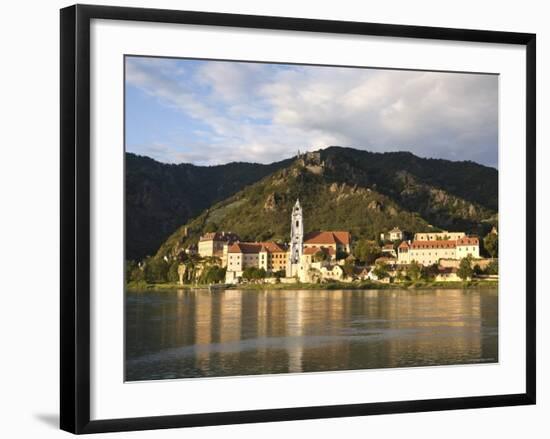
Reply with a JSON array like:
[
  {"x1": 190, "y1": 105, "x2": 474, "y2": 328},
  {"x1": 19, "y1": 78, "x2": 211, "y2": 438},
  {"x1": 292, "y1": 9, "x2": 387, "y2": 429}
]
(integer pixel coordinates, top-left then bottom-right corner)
[
  {"x1": 380, "y1": 227, "x2": 403, "y2": 242},
  {"x1": 413, "y1": 231, "x2": 465, "y2": 241},
  {"x1": 198, "y1": 231, "x2": 240, "y2": 264},
  {"x1": 398, "y1": 236, "x2": 480, "y2": 266}
]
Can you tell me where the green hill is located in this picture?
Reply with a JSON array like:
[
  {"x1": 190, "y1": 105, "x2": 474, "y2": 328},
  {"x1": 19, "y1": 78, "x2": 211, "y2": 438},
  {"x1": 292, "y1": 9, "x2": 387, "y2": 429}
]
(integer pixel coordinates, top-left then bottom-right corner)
[
  {"x1": 154, "y1": 147, "x2": 497, "y2": 259},
  {"x1": 125, "y1": 153, "x2": 292, "y2": 260}
]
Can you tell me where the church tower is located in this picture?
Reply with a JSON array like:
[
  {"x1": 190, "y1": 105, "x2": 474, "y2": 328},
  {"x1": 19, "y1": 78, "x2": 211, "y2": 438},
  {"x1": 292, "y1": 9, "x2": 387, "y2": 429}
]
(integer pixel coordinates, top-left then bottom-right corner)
[{"x1": 289, "y1": 199, "x2": 304, "y2": 266}]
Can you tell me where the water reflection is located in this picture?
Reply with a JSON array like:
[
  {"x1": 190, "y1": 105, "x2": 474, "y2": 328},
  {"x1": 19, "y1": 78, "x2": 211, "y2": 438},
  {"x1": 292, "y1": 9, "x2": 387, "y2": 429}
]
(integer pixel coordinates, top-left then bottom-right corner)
[{"x1": 125, "y1": 289, "x2": 498, "y2": 381}]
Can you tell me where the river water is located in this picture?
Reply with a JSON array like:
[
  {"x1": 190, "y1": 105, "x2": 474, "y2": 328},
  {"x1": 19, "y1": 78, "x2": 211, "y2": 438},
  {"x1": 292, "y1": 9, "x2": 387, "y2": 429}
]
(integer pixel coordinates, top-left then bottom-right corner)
[{"x1": 125, "y1": 288, "x2": 498, "y2": 381}]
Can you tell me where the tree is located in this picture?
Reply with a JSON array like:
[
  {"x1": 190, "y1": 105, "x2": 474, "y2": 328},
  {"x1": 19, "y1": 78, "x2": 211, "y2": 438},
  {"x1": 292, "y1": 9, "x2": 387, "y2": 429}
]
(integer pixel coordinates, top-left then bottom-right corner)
[
  {"x1": 126, "y1": 260, "x2": 144, "y2": 282},
  {"x1": 336, "y1": 250, "x2": 349, "y2": 260},
  {"x1": 457, "y1": 256, "x2": 474, "y2": 280},
  {"x1": 422, "y1": 263, "x2": 439, "y2": 281},
  {"x1": 313, "y1": 250, "x2": 329, "y2": 262},
  {"x1": 343, "y1": 260, "x2": 356, "y2": 278},
  {"x1": 144, "y1": 257, "x2": 169, "y2": 283},
  {"x1": 242, "y1": 266, "x2": 266, "y2": 282},
  {"x1": 354, "y1": 239, "x2": 382, "y2": 264},
  {"x1": 483, "y1": 233, "x2": 499, "y2": 258},
  {"x1": 199, "y1": 265, "x2": 226, "y2": 284},
  {"x1": 372, "y1": 263, "x2": 389, "y2": 280},
  {"x1": 406, "y1": 261, "x2": 422, "y2": 281},
  {"x1": 203, "y1": 221, "x2": 218, "y2": 233},
  {"x1": 167, "y1": 260, "x2": 181, "y2": 283},
  {"x1": 125, "y1": 260, "x2": 138, "y2": 281},
  {"x1": 485, "y1": 259, "x2": 499, "y2": 275}
]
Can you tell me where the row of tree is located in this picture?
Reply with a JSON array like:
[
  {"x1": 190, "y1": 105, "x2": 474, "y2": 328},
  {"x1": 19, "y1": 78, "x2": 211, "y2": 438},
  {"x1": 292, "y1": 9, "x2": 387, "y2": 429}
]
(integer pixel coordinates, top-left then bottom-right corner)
[
  {"x1": 126, "y1": 255, "x2": 227, "y2": 285},
  {"x1": 371, "y1": 255, "x2": 498, "y2": 282}
]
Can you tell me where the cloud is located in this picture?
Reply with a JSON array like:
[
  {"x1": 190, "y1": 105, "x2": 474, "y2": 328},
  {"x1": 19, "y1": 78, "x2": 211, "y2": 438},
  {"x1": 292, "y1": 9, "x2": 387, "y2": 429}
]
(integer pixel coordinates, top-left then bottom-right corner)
[{"x1": 125, "y1": 57, "x2": 498, "y2": 167}]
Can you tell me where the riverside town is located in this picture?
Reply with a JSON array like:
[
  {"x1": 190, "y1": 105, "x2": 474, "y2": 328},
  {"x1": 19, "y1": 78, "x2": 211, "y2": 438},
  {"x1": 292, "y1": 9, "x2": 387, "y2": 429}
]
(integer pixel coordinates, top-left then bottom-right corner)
[
  {"x1": 124, "y1": 57, "x2": 500, "y2": 380},
  {"x1": 126, "y1": 197, "x2": 498, "y2": 290}
]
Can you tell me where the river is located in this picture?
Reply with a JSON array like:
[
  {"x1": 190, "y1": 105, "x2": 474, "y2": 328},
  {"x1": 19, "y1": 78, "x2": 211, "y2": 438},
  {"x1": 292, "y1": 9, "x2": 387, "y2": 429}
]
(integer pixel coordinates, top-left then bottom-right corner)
[{"x1": 125, "y1": 288, "x2": 498, "y2": 381}]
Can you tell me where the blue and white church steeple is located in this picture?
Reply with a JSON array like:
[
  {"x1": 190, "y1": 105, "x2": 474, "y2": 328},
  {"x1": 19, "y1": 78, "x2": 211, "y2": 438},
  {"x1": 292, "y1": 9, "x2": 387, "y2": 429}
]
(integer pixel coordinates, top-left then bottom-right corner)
[{"x1": 289, "y1": 199, "x2": 304, "y2": 266}]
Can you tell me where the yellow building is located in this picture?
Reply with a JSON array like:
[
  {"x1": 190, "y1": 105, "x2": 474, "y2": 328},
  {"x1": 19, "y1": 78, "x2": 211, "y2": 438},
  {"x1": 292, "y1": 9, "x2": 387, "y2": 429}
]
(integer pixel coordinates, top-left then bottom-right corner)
[{"x1": 225, "y1": 241, "x2": 288, "y2": 283}]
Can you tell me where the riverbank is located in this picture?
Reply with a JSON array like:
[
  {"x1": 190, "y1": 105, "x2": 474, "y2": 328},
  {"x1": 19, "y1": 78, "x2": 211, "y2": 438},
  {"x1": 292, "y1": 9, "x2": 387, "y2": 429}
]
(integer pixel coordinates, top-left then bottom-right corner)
[{"x1": 126, "y1": 279, "x2": 498, "y2": 291}]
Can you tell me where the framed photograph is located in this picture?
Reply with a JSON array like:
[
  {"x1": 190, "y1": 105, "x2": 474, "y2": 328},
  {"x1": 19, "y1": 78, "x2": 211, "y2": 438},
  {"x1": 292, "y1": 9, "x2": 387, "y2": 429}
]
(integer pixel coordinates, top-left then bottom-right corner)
[{"x1": 60, "y1": 4, "x2": 536, "y2": 434}]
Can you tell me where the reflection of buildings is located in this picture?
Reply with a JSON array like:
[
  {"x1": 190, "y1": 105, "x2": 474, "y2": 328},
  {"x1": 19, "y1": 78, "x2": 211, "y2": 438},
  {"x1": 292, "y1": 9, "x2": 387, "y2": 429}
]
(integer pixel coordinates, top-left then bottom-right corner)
[
  {"x1": 127, "y1": 288, "x2": 496, "y2": 379},
  {"x1": 285, "y1": 292, "x2": 304, "y2": 373}
]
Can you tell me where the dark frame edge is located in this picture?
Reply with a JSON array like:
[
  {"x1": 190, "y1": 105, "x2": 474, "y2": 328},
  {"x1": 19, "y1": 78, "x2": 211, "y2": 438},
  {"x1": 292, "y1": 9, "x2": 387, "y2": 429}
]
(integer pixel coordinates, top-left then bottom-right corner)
[
  {"x1": 60, "y1": 4, "x2": 77, "y2": 434},
  {"x1": 61, "y1": 4, "x2": 93, "y2": 434},
  {"x1": 79, "y1": 394, "x2": 533, "y2": 434},
  {"x1": 525, "y1": 34, "x2": 536, "y2": 404}
]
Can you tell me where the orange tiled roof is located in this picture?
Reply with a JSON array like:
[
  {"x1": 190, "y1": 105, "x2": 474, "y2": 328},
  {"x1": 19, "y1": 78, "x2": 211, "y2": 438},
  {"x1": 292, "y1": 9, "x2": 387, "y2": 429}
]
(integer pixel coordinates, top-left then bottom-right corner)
[
  {"x1": 456, "y1": 237, "x2": 479, "y2": 246},
  {"x1": 228, "y1": 241, "x2": 286, "y2": 254},
  {"x1": 304, "y1": 231, "x2": 350, "y2": 246},
  {"x1": 227, "y1": 242, "x2": 261, "y2": 254},
  {"x1": 258, "y1": 242, "x2": 287, "y2": 253},
  {"x1": 303, "y1": 246, "x2": 336, "y2": 256},
  {"x1": 398, "y1": 241, "x2": 410, "y2": 249},
  {"x1": 411, "y1": 240, "x2": 457, "y2": 249}
]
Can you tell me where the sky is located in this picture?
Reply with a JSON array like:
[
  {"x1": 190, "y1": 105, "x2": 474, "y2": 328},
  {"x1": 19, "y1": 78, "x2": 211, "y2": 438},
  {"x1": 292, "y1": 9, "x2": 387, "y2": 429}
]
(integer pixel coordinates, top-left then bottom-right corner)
[{"x1": 125, "y1": 56, "x2": 498, "y2": 168}]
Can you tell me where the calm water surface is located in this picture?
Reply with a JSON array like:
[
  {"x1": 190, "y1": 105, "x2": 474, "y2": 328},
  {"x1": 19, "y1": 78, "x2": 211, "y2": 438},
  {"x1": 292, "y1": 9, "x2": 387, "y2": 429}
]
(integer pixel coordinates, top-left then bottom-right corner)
[{"x1": 125, "y1": 289, "x2": 498, "y2": 381}]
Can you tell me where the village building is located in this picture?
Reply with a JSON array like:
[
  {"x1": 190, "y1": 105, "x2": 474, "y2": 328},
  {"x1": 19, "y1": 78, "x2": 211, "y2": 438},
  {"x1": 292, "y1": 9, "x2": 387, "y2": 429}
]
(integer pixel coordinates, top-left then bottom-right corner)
[
  {"x1": 303, "y1": 231, "x2": 351, "y2": 256},
  {"x1": 225, "y1": 241, "x2": 288, "y2": 284},
  {"x1": 319, "y1": 265, "x2": 345, "y2": 282},
  {"x1": 380, "y1": 227, "x2": 404, "y2": 242},
  {"x1": 198, "y1": 231, "x2": 240, "y2": 260},
  {"x1": 397, "y1": 236, "x2": 480, "y2": 266},
  {"x1": 381, "y1": 244, "x2": 397, "y2": 258},
  {"x1": 374, "y1": 256, "x2": 398, "y2": 266}
]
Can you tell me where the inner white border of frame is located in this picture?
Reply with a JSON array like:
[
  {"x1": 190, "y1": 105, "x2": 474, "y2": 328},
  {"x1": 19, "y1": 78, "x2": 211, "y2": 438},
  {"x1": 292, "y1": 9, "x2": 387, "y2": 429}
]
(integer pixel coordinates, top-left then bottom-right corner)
[{"x1": 90, "y1": 19, "x2": 526, "y2": 420}]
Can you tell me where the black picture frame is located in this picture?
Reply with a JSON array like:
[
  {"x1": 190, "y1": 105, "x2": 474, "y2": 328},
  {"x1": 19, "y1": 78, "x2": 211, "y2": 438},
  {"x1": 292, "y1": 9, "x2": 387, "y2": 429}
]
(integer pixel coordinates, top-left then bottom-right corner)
[{"x1": 60, "y1": 4, "x2": 536, "y2": 434}]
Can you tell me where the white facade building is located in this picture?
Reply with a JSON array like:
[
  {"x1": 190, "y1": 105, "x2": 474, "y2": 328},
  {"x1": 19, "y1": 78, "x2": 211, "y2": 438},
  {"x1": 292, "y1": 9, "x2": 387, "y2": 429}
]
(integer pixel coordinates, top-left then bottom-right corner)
[
  {"x1": 381, "y1": 227, "x2": 404, "y2": 242},
  {"x1": 398, "y1": 236, "x2": 480, "y2": 266},
  {"x1": 413, "y1": 231, "x2": 465, "y2": 241}
]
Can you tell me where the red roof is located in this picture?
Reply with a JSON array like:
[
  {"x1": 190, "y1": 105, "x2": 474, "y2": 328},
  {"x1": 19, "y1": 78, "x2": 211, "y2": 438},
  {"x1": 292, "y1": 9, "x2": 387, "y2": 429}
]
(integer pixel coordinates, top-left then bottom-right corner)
[
  {"x1": 398, "y1": 241, "x2": 410, "y2": 249},
  {"x1": 304, "y1": 231, "x2": 350, "y2": 246},
  {"x1": 456, "y1": 237, "x2": 479, "y2": 246},
  {"x1": 411, "y1": 240, "x2": 456, "y2": 249},
  {"x1": 227, "y1": 241, "x2": 286, "y2": 254},
  {"x1": 258, "y1": 242, "x2": 286, "y2": 253},
  {"x1": 303, "y1": 246, "x2": 336, "y2": 256}
]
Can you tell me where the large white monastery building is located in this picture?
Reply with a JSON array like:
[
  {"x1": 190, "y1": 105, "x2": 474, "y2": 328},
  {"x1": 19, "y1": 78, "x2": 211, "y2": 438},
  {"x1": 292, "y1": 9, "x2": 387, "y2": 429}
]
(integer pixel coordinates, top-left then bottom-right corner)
[{"x1": 398, "y1": 236, "x2": 480, "y2": 266}]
